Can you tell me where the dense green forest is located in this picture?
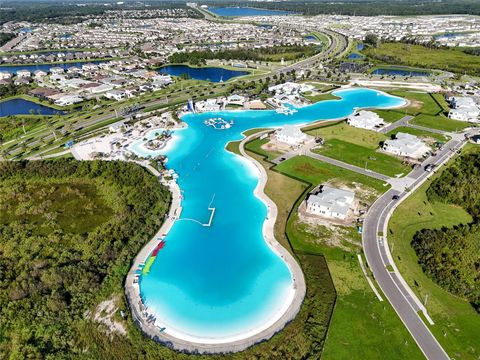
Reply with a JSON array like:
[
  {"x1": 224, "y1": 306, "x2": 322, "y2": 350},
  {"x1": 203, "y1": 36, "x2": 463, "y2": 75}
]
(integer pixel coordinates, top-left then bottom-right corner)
[
  {"x1": 0, "y1": 159, "x2": 171, "y2": 358},
  {"x1": 411, "y1": 153, "x2": 480, "y2": 311},
  {"x1": 207, "y1": 0, "x2": 480, "y2": 16},
  {"x1": 168, "y1": 45, "x2": 320, "y2": 65},
  {"x1": 0, "y1": 1, "x2": 199, "y2": 25},
  {"x1": 0, "y1": 33, "x2": 15, "y2": 47}
]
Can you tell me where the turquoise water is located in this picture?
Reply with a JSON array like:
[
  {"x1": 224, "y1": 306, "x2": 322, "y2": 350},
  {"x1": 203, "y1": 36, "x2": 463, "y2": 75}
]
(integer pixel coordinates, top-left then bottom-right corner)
[{"x1": 135, "y1": 88, "x2": 405, "y2": 340}]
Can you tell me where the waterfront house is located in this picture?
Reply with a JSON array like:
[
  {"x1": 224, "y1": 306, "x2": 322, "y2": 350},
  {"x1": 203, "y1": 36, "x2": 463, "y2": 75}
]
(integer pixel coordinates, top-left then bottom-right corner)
[
  {"x1": 347, "y1": 110, "x2": 385, "y2": 131},
  {"x1": 275, "y1": 125, "x2": 309, "y2": 146},
  {"x1": 34, "y1": 70, "x2": 48, "y2": 78},
  {"x1": 16, "y1": 69, "x2": 31, "y2": 78},
  {"x1": 0, "y1": 71, "x2": 12, "y2": 80},
  {"x1": 55, "y1": 94, "x2": 84, "y2": 106},
  {"x1": 305, "y1": 185, "x2": 355, "y2": 220}
]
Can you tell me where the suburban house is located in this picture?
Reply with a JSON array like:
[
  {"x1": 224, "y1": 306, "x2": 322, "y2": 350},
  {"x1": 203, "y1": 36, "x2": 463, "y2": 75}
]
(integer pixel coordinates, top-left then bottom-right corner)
[
  {"x1": 275, "y1": 125, "x2": 309, "y2": 146},
  {"x1": 347, "y1": 110, "x2": 385, "y2": 131},
  {"x1": 104, "y1": 89, "x2": 127, "y2": 101},
  {"x1": 305, "y1": 185, "x2": 355, "y2": 220},
  {"x1": 0, "y1": 71, "x2": 12, "y2": 80},
  {"x1": 195, "y1": 98, "x2": 221, "y2": 112},
  {"x1": 226, "y1": 94, "x2": 246, "y2": 106},
  {"x1": 16, "y1": 69, "x2": 31, "y2": 78},
  {"x1": 448, "y1": 96, "x2": 479, "y2": 122},
  {"x1": 54, "y1": 94, "x2": 84, "y2": 107},
  {"x1": 34, "y1": 70, "x2": 48, "y2": 78},
  {"x1": 383, "y1": 132, "x2": 430, "y2": 158}
]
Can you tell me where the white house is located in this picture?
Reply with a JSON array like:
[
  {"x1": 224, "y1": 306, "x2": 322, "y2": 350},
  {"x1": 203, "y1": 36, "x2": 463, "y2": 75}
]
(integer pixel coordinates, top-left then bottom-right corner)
[
  {"x1": 16, "y1": 70, "x2": 31, "y2": 78},
  {"x1": 54, "y1": 95, "x2": 83, "y2": 107},
  {"x1": 305, "y1": 185, "x2": 355, "y2": 220},
  {"x1": 226, "y1": 94, "x2": 246, "y2": 106},
  {"x1": 50, "y1": 67, "x2": 65, "y2": 75},
  {"x1": 104, "y1": 89, "x2": 127, "y2": 101},
  {"x1": 34, "y1": 70, "x2": 48, "y2": 78},
  {"x1": 347, "y1": 110, "x2": 385, "y2": 131},
  {"x1": 275, "y1": 125, "x2": 309, "y2": 146},
  {"x1": 448, "y1": 108, "x2": 480, "y2": 122},
  {"x1": 196, "y1": 98, "x2": 221, "y2": 112},
  {"x1": 268, "y1": 82, "x2": 314, "y2": 96},
  {"x1": 0, "y1": 71, "x2": 12, "y2": 80},
  {"x1": 383, "y1": 132, "x2": 430, "y2": 159},
  {"x1": 447, "y1": 96, "x2": 479, "y2": 122}
]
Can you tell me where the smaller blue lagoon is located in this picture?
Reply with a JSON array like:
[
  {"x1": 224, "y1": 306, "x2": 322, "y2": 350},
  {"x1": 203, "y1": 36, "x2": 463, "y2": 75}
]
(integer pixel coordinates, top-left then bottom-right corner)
[
  {"x1": 372, "y1": 68, "x2": 430, "y2": 77},
  {"x1": 158, "y1": 65, "x2": 249, "y2": 82},
  {"x1": 348, "y1": 53, "x2": 364, "y2": 60},
  {"x1": 0, "y1": 98, "x2": 64, "y2": 117}
]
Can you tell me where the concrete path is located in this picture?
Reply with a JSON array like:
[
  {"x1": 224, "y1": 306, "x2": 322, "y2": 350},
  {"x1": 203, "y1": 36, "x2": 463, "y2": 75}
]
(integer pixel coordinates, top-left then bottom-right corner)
[{"x1": 380, "y1": 115, "x2": 413, "y2": 134}]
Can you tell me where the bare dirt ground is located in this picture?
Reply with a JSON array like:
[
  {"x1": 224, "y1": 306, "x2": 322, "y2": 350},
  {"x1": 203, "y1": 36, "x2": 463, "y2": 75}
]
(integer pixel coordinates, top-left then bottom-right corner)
[{"x1": 85, "y1": 295, "x2": 127, "y2": 337}]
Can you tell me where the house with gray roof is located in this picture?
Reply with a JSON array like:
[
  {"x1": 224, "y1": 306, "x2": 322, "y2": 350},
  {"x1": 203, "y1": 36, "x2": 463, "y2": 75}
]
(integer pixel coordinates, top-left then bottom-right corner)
[{"x1": 305, "y1": 185, "x2": 355, "y2": 220}]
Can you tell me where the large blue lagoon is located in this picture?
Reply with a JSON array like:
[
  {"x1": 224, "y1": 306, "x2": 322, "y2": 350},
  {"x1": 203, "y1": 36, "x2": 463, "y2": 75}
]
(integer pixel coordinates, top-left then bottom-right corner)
[{"x1": 133, "y1": 88, "x2": 405, "y2": 342}]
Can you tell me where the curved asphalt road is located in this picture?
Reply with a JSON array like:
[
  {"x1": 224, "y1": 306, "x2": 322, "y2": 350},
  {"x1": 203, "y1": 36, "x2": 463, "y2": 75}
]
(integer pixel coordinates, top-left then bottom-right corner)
[{"x1": 362, "y1": 132, "x2": 473, "y2": 360}]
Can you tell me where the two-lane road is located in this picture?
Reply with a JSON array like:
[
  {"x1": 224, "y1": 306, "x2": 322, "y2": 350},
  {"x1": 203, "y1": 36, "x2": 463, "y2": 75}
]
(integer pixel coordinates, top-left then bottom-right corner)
[{"x1": 362, "y1": 133, "x2": 470, "y2": 360}]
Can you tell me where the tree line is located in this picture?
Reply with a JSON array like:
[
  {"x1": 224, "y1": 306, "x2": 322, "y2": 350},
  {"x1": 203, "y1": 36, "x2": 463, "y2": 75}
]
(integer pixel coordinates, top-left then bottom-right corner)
[
  {"x1": 168, "y1": 45, "x2": 320, "y2": 65},
  {"x1": 207, "y1": 0, "x2": 480, "y2": 16},
  {"x1": 412, "y1": 153, "x2": 480, "y2": 311}
]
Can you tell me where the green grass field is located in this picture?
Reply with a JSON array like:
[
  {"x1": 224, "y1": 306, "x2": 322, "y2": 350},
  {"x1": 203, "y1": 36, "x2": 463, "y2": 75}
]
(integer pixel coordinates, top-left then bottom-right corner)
[
  {"x1": 315, "y1": 139, "x2": 410, "y2": 177},
  {"x1": 275, "y1": 155, "x2": 388, "y2": 194},
  {"x1": 305, "y1": 122, "x2": 410, "y2": 177},
  {"x1": 387, "y1": 90, "x2": 443, "y2": 116},
  {"x1": 388, "y1": 145, "x2": 480, "y2": 359},
  {"x1": 372, "y1": 109, "x2": 407, "y2": 123},
  {"x1": 245, "y1": 138, "x2": 282, "y2": 161},
  {"x1": 364, "y1": 42, "x2": 480, "y2": 75},
  {"x1": 386, "y1": 126, "x2": 449, "y2": 143},
  {"x1": 411, "y1": 114, "x2": 470, "y2": 132},
  {"x1": 304, "y1": 92, "x2": 341, "y2": 103},
  {"x1": 273, "y1": 155, "x2": 423, "y2": 360}
]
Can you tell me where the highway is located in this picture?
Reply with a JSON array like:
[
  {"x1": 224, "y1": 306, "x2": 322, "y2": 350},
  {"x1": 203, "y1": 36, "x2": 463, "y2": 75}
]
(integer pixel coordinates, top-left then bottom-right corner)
[{"x1": 362, "y1": 131, "x2": 472, "y2": 360}]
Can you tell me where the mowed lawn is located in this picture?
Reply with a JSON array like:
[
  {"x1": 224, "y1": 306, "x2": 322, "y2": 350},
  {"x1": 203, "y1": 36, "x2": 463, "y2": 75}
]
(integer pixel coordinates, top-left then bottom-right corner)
[
  {"x1": 245, "y1": 138, "x2": 282, "y2": 161},
  {"x1": 275, "y1": 156, "x2": 423, "y2": 360},
  {"x1": 274, "y1": 155, "x2": 388, "y2": 194},
  {"x1": 388, "y1": 145, "x2": 480, "y2": 360},
  {"x1": 306, "y1": 122, "x2": 410, "y2": 177},
  {"x1": 387, "y1": 90, "x2": 443, "y2": 116},
  {"x1": 364, "y1": 42, "x2": 480, "y2": 75},
  {"x1": 372, "y1": 109, "x2": 406, "y2": 123},
  {"x1": 386, "y1": 126, "x2": 449, "y2": 143},
  {"x1": 411, "y1": 114, "x2": 471, "y2": 132}
]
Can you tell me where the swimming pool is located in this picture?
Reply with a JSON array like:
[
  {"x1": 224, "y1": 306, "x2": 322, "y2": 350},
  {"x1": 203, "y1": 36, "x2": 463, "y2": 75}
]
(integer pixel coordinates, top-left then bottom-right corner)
[{"x1": 131, "y1": 88, "x2": 406, "y2": 344}]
